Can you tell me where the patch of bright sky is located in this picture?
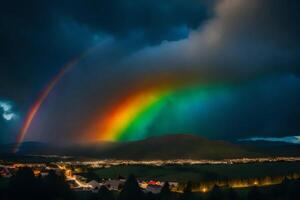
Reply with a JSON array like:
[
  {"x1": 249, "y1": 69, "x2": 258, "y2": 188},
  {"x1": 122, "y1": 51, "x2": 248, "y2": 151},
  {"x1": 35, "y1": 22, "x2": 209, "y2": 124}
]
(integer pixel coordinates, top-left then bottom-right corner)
[{"x1": 0, "y1": 100, "x2": 17, "y2": 121}]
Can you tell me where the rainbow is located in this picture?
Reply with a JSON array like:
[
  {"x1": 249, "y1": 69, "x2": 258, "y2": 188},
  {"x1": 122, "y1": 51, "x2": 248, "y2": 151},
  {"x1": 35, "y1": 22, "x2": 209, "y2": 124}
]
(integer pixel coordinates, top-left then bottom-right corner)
[
  {"x1": 98, "y1": 87, "x2": 173, "y2": 141},
  {"x1": 14, "y1": 44, "x2": 103, "y2": 153},
  {"x1": 13, "y1": 46, "x2": 97, "y2": 153},
  {"x1": 94, "y1": 83, "x2": 223, "y2": 141},
  {"x1": 14, "y1": 46, "x2": 227, "y2": 149},
  {"x1": 13, "y1": 60, "x2": 76, "y2": 153}
]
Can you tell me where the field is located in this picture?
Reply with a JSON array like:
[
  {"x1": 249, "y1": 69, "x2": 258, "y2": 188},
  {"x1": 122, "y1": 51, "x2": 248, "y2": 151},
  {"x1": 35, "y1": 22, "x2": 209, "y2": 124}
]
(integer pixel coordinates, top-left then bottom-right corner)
[{"x1": 91, "y1": 162, "x2": 300, "y2": 182}]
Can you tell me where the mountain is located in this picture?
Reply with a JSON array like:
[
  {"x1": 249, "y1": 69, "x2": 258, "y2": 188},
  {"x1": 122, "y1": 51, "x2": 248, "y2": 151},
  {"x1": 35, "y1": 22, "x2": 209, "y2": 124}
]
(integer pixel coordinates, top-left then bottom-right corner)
[
  {"x1": 88, "y1": 134, "x2": 253, "y2": 160},
  {"x1": 1, "y1": 134, "x2": 300, "y2": 160},
  {"x1": 0, "y1": 142, "x2": 59, "y2": 154}
]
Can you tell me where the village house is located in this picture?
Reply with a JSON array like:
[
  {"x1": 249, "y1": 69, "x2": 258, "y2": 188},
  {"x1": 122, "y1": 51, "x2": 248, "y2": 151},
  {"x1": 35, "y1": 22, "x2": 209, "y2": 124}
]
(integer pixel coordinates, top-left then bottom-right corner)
[
  {"x1": 87, "y1": 180, "x2": 101, "y2": 193},
  {"x1": 103, "y1": 179, "x2": 125, "y2": 191},
  {"x1": 145, "y1": 184, "x2": 162, "y2": 194},
  {"x1": 0, "y1": 165, "x2": 11, "y2": 178}
]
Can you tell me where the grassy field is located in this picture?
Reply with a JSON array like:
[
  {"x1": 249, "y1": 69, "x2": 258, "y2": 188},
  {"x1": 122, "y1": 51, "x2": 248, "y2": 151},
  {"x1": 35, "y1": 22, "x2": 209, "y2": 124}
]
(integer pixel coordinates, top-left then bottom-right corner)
[{"x1": 91, "y1": 162, "x2": 300, "y2": 182}]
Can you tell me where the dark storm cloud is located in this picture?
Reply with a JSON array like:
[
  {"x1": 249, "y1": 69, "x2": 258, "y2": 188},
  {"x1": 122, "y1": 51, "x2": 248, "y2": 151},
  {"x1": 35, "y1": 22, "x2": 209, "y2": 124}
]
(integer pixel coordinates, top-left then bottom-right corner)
[
  {"x1": 0, "y1": 0, "x2": 211, "y2": 103},
  {"x1": 107, "y1": 0, "x2": 300, "y2": 141},
  {"x1": 27, "y1": 0, "x2": 300, "y2": 143},
  {"x1": 127, "y1": 0, "x2": 300, "y2": 79},
  {"x1": 1, "y1": 0, "x2": 300, "y2": 144},
  {"x1": 0, "y1": 0, "x2": 212, "y2": 143},
  {"x1": 57, "y1": 0, "x2": 211, "y2": 44},
  {"x1": 0, "y1": 1, "x2": 96, "y2": 104}
]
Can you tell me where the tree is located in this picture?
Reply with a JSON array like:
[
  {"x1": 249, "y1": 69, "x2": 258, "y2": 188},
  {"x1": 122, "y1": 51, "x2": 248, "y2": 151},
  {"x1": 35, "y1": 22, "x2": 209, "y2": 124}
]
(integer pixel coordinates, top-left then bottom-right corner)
[
  {"x1": 208, "y1": 185, "x2": 223, "y2": 200},
  {"x1": 8, "y1": 167, "x2": 37, "y2": 200},
  {"x1": 118, "y1": 174, "x2": 144, "y2": 200},
  {"x1": 180, "y1": 181, "x2": 196, "y2": 200},
  {"x1": 184, "y1": 181, "x2": 192, "y2": 194},
  {"x1": 159, "y1": 182, "x2": 175, "y2": 200},
  {"x1": 41, "y1": 170, "x2": 73, "y2": 200}
]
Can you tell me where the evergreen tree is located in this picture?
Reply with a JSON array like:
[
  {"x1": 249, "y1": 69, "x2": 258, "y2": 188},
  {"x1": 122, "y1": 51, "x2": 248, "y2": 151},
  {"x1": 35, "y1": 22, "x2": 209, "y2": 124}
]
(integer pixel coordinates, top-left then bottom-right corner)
[
  {"x1": 42, "y1": 170, "x2": 73, "y2": 200},
  {"x1": 208, "y1": 185, "x2": 223, "y2": 200},
  {"x1": 159, "y1": 182, "x2": 175, "y2": 200},
  {"x1": 118, "y1": 174, "x2": 144, "y2": 200},
  {"x1": 8, "y1": 167, "x2": 37, "y2": 200},
  {"x1": 180, "y1": 181, "x2": 196, "y2": 200}
]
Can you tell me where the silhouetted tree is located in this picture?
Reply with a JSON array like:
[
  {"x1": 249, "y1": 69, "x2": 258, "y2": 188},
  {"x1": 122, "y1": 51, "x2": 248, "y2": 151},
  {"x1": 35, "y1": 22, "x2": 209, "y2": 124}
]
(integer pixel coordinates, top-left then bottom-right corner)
[
  {"x1": 161, "y1": 182, "x2": 171, "y2": 195},
  {"x1": 159, "y1": 182, "x2": 176, "y2": 200},
  {"x1": 118, "y1": 174, "x2": 144, "y2": 200},
  {"x1": 180, "y1": 181, "x2": 196, "y2": 200},
  {"x1": 208, "y1": 185, "x2": 223, "y2": 200},
  {"x1": 41, "y1": 170, "x2": 73, "y2": 200},
  {"x1": 247, "y1": 186, "x2": 263, "y2": 200},
  {"x1": 8, "y1": 167, "x2": 37, "y2": 200},
  {"x1": 184, "y1": 181, "x2": 192, "y2": 194}
]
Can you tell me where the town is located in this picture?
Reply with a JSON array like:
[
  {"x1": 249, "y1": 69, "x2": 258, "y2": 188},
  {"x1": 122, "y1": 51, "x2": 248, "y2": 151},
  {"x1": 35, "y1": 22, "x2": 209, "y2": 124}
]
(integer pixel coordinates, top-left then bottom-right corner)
[{"x1": 1, "y1": 156, "x2": 300, "y2": 194}]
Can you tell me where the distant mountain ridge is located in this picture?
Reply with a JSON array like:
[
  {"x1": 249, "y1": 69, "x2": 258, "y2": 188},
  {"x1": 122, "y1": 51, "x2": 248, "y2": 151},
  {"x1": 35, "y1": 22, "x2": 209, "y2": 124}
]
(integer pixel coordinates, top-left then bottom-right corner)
[
  {"x1": 1, "y1": 134, "x2": 300, "y2": 160},
  {"x1": 91, "y1": 134, "x2": 252, "y2": 160}
]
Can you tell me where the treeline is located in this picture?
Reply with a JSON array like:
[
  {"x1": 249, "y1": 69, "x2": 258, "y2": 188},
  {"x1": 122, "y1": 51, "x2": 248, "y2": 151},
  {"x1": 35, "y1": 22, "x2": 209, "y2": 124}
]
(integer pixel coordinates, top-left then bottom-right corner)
[
  {"x1": 0, "y1": 167, "x2": 73, "y2": 200},
  {"x1": 175, "y1": 172, "x2": 300, "y2": 193},
  {"x1": 0, "y1": 167, "x2": 300, "y2": 200}
]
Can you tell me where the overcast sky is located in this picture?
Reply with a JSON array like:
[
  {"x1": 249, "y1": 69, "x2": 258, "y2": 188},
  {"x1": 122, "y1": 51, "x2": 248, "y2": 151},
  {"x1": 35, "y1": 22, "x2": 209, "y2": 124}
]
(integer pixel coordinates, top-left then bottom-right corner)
[{"x1": 1, "y1": 0, "x2": 300, "y2": 144}]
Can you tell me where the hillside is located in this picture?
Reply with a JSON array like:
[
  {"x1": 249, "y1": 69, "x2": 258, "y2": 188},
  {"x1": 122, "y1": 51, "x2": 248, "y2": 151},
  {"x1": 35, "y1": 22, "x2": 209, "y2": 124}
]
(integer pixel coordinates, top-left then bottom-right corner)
[
  {"x1": 70, "y1": 134, "x2": 255, "y2": 160},
  {"x1": 2, "y1": 134, "x2": 300, "y2": 160}
]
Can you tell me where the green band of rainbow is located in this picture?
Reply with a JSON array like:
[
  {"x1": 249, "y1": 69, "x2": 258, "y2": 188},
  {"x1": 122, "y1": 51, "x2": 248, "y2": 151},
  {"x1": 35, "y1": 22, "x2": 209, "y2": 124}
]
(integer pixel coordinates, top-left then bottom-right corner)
[{"x1": 96, "y1": 84, "x2": 227, "y2": 141}]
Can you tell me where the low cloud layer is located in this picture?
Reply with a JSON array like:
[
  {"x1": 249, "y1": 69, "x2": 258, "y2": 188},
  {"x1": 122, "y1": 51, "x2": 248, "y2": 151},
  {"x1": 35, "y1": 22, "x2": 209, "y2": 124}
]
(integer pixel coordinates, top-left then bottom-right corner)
[{"x1": 240, "y1": 136, "x2": 300, "y2": 144}]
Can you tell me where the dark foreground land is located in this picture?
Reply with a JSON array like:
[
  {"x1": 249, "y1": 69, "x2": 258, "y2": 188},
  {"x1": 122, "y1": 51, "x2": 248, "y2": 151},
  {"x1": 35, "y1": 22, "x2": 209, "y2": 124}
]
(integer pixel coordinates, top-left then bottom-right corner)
[
  {"x1": 1, "y1": 167, "x2": 300, "y2": 200},
  {"x1": 90, "y1": 162, "x2": 300, "y2": 182}
]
